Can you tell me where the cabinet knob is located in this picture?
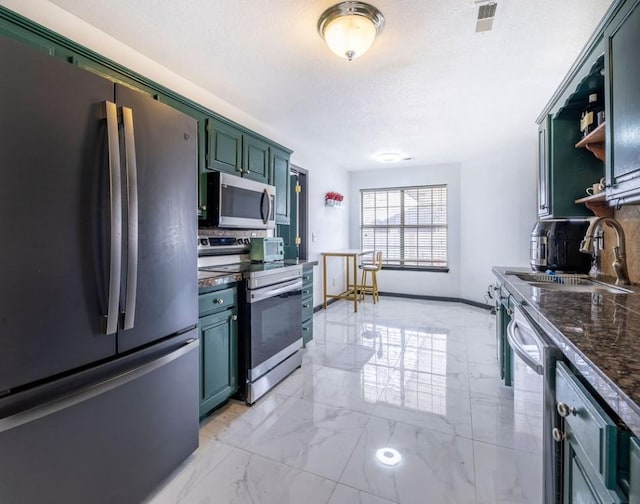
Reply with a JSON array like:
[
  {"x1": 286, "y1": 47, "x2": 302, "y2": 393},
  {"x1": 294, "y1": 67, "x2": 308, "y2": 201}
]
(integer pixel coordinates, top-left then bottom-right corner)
[
  {"x1": 539, "y1": 204, "x2": 547, "y2": 210},
  {"x1": 506, "y1": 308, "x2": 513, "y2": 316},
  {"x1": 232, "y1": 314, "x2": 237, "y2": 321},
  {"x1": 552, "y1": 428, "x2": 567, "y2": 442},
  {"x1": 303, "y1": 304, "x2": 310, "y2": 309},
  {"x1": 214, "y1": 298, "x2": 224, "y2": 305},
  {"x1": 557, "y1": 402, "x2": 576, "y2": 417}
]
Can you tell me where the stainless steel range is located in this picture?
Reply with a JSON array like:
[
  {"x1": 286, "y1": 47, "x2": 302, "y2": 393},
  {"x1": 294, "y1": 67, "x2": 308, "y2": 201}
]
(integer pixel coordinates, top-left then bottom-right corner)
[{"x1": 198, "y1": 235, "x2": 303, "y2": 404}]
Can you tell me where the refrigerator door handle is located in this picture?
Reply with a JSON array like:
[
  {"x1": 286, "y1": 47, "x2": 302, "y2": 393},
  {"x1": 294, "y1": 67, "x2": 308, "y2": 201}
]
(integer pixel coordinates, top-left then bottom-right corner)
[
  {"x1": 104, "y1": 101, "x2": 122, "y2": 335},
  {"x1": 0, "y1": 339, "x2": 199, "y2": 433},
  {"x1": 121, "y1": 106, "x2": 139, "y2": 330}
]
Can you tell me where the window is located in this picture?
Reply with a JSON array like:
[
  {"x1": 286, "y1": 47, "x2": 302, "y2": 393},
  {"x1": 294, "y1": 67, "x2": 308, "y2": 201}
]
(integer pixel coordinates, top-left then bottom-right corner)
[{"x1": 360, "y1": 185, "x2": 448, "y2": 269}]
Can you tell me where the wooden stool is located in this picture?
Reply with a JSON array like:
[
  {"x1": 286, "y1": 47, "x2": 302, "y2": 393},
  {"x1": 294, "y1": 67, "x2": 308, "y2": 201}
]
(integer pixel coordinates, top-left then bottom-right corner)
[{"x1": 359, "y1": 251, "x2": 383, "y2": 303}]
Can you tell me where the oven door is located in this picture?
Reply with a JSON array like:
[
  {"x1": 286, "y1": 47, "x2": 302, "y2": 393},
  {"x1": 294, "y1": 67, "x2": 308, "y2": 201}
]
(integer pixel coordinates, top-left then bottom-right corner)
[{"x1": 247, "y1": 278, "x2": 303, "y2": 381}]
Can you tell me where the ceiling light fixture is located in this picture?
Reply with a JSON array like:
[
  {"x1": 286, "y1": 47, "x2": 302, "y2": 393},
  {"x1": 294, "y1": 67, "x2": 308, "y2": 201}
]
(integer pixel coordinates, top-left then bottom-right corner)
[
  {"x1": 374, "y1": 152, "x2": 414, "y2": 163},
  {"x1": 317, "y1": 2, "x2": 385, "y2": 61}
]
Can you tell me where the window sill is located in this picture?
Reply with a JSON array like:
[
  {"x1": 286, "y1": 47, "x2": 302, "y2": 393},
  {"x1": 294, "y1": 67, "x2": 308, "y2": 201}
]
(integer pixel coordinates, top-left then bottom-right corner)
[{"x1": 381, "y1": 266, "x2": 449, "y2": 273}]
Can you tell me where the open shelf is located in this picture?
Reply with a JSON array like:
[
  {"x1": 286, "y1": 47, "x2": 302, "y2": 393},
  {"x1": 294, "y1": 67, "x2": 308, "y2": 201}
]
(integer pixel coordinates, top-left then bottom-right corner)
[
  {"x1": 575, "y1": 122, "x2": 606, "y2": 161},
  {"x1": 574, "y1": 192, "x2": 613, "y2": 218}
]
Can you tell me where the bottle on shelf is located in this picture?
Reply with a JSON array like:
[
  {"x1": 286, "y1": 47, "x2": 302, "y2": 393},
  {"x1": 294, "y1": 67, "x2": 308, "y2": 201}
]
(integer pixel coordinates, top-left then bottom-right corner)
[{"x1": 579, "y1": 93, "x2": 604, "y2": 137}]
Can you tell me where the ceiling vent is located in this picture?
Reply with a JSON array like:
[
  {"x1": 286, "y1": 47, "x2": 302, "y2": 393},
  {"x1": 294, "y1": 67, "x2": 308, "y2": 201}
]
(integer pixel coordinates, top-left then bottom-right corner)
[{"x1": 474, "y1": 1, "x2": 497, "y2": 32}]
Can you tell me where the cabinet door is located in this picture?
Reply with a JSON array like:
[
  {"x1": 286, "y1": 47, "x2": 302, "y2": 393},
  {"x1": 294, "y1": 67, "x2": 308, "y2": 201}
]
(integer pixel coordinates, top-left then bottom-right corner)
[
  {"x1": 207, "y1": 117, "x2": 243, "y2": 175},
  {"x1": 199, "y1": 310, "x2": 238, "y2": 416},
  {"x1": 564, "y1": 439, "x2": 601, "y2": 504},
  {"x1": 242, "y1": 134, "x2": 270, "y2": 183},
  {"x1": 605, "y1": 0, "x2": 640, "y2": 204},
  {"x1": 631, "y1": 437, "x2": 640, "y2": 503},
  {"x1": 563, "y1": 431, "x2": 625, "y2": 504},
  {"x1": 538, "y1": 116, "x2": 551, "y2": 218},
  {"x1": 271, "y1": 147, "x2": 291, "y2": 225}
]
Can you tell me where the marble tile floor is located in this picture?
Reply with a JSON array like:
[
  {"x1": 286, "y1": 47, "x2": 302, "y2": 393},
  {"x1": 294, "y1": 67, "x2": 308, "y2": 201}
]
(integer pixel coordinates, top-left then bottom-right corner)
[{"x1": 145, "y1": 297, "x2": 540, "y2": 504}]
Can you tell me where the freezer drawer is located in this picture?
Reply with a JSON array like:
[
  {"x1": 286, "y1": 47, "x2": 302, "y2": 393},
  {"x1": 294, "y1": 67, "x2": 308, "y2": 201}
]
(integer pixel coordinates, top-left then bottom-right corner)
[{"x1": 0, "y1": 337, "x2": 199, "y2": 504}]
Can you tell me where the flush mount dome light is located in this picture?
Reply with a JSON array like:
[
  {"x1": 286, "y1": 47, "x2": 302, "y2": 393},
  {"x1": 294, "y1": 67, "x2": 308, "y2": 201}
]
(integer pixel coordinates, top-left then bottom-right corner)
[
  {"x1": 375, "y1": 447, "x2": 402, "y2": 466},
  {"x1": 374, "y1": 152, "x2": 403, "y2": 163},
  {"x1": 318, "y1": 2, "x2": 385, "y2": 61}
]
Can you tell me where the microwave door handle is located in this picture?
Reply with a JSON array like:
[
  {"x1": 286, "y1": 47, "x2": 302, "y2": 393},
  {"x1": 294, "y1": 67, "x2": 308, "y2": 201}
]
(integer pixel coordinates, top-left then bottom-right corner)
[
  {"x1": 261, "y1": 188, "x2": 270, "y2": 225},
  {"x1": 266, "y1": 188, "x2": 273, "y2": 223},
  {"x1": 104, "y1": 101, "x2": 122, "y2": 335},
  {"x1": 121, "y1": 106, "x2": 139, "y2": 330}
]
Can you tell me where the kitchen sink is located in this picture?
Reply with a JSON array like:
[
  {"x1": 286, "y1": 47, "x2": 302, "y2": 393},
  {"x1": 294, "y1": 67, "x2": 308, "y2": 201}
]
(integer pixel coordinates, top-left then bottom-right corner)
[{"x1": 503, "y1": 271, "x2": 633, "y2": 295}]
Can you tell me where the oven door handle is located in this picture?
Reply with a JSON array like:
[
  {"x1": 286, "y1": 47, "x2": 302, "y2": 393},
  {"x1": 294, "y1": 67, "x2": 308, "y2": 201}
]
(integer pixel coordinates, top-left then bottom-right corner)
[
  {"x1": 248, "y1": 279, "x2": 303, "y2": 303},
  {"x1": 506, "y1": 317, "x2": 544, "y2": 375}
]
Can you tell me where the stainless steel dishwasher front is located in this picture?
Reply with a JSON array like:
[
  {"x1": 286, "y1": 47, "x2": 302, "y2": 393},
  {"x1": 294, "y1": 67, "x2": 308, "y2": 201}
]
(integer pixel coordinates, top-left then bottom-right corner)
[{"x1": 507, "y1": 304, "x2": 563, "y2": 504}]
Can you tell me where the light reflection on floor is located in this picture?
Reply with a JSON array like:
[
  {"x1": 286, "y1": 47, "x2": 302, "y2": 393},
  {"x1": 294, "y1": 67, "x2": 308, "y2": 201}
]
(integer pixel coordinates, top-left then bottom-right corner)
[{"x1": 146, "y1": 297, "x2": 540, "y2": 504}]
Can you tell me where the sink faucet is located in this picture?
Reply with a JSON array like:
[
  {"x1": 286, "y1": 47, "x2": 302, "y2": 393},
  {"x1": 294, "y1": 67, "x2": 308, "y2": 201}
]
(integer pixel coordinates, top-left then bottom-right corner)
[{"x1": 579, "y1": 217, "x2": 630, "y2": 286}]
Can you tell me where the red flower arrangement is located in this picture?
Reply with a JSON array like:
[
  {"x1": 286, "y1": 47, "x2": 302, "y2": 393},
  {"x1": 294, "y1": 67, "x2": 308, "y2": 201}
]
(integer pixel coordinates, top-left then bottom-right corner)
[{"x1": 325, "y1": 191, "x2": 344, "y2": 202}]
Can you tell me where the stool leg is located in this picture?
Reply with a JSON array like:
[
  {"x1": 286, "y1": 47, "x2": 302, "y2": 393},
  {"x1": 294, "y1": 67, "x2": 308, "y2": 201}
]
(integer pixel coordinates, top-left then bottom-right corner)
[
  {"x1": 360, "y1": 270, "x2": 367, "y2": 300},
  {"x1": 372, "y1": 270, "x2": 378, "y2": 303}
]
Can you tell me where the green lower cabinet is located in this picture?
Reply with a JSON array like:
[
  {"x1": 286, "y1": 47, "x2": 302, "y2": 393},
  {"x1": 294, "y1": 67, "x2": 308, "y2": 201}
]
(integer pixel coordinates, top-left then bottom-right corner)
[
  {"x1": 198, "y1": 308, "x2": 238, "y2": 417},
  {"x1": 301, "y1": 265, "x2": 314, "y2": 347},
  {"x1": 563, "y1": 423, "x2": 625, "y2": 504},
  {"x1": 302, "y1": 318, "x2": 313, "y2": 347},
  {"x1": 495, "y1": 289, "x2": 513, "y2": 387},
  {"x1": 557, "y1": 362, "x2": 626, "y2": 503},
  {"x1": 631, "y1": 438, "x2": 640, "y2": 503}
]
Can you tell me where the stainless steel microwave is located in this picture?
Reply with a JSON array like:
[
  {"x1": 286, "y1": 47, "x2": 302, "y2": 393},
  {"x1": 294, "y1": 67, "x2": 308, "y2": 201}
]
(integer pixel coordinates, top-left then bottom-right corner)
[{"x1": 199, "y1": 171, "x2": 276, "y2": 229}]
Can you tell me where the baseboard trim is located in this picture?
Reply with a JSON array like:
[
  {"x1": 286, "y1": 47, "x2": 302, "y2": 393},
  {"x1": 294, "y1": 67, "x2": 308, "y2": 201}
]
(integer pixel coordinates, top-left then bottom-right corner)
[
  {"x1": 313, "y1": 298, "x2": 340, "y2": 313},
  {"x1": 314, "y1": 292, "x2": 492, "y2": 312}
]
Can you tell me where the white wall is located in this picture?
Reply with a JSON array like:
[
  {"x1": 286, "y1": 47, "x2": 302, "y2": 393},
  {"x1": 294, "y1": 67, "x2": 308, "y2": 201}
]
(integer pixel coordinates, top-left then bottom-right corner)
[
  {"x1": 0, "y1": 0, "x2": 351, "y2": 309},
  {"x1": 460, "y1": 135, "x2": 537, "y2": 303},
  {"x1": 348, "y1": 164, "x2": 462, "y2": 298},
  {"x1": 346, "y1": 142, "x2": 536, "y2": 306}
]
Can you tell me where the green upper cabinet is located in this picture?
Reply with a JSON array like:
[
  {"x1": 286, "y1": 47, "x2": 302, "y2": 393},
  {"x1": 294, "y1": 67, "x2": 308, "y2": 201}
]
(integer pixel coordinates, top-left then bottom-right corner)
[
  {"x1": 271, "y1": 147, "x2": 291, "y2": 225},
  {"x1": 604, "y1": 0, "x2": 640, "y2": 204},
  {"x1": 207, "y1": 117, "x2": 243, "y2": 175},
  {"x1": 536, "y1": 43, "x2": 606, "y2": 219},
  {"x1": 206, "y1": 118, "x2": 275, "y2": 185},
  {"x1": 243, "y1": 134, "x2": 270, "y2": 184}
]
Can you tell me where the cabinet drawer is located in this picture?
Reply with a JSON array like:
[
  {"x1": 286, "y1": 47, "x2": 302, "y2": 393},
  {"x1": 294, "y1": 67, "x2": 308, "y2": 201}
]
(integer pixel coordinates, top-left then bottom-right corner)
[
  {"x1": 556, "y1": 361, "x2": 618, "y2": 490},
  {"x1": 302, "y1": 318, "x2": 313, "y2": 346},
  {"x1": 199, "y1": 287, "x2": 237, "y2": 316},
  {"x1": 302, "y1": 269, "x2": 313, "y2": 288},
  {"x1": 301, "y1": 295, "x2": 313, "y2": 322},
  {"x1": 301, "y1": 284, "x2": 313, "y2": 299}
]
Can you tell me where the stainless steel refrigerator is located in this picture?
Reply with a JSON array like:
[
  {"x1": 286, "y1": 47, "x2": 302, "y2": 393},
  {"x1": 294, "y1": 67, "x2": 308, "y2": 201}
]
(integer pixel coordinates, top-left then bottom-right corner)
[{"x1": 0, "y1": 35, "x2": 199, "y2": 503}]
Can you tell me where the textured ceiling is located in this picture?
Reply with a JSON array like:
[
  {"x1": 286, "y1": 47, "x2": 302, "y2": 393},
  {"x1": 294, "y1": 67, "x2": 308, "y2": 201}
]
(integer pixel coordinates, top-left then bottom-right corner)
[{"x1": 49, "y1": 0, "x2": 613, "y2": 170}]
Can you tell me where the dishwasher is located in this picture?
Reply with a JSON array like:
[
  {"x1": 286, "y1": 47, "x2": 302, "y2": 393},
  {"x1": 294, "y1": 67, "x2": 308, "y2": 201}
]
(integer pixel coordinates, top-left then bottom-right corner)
[{"x1": 507, "y1": 303, "x2": 563, "y2": 504}]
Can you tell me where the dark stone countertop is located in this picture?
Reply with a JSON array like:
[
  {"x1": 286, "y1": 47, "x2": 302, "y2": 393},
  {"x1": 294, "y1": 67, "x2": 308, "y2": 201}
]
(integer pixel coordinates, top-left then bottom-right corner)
[
  {"x1": 198, "y1": 270, "x2": 242, "y2": 289},
  {"x1": 197, "y1": 259, "x2": 317, "y2": 290},
  {"x1": 493, "y1": 266, "x2": 640, "y2": 437}
]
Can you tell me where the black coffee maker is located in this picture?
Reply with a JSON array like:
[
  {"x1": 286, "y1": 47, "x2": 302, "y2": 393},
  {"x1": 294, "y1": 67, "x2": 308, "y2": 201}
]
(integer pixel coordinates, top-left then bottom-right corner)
[{"x1": 530, "y1": 220, "x2": 591, "y2": 272}]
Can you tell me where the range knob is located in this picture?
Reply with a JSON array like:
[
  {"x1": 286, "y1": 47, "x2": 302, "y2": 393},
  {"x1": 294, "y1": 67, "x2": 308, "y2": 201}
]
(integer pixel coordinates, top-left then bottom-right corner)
[
  {"x1": 199, "y1": 238, "x2": 209, "y2": 246},
  {"x1": 244, "y1": 238, "x2": 250, "y2": 245},
  {"x1": 236, "y1": 238, "x2": 244, "y2": 245}
]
